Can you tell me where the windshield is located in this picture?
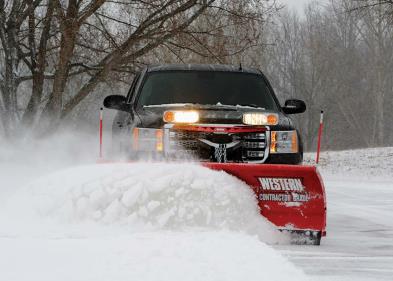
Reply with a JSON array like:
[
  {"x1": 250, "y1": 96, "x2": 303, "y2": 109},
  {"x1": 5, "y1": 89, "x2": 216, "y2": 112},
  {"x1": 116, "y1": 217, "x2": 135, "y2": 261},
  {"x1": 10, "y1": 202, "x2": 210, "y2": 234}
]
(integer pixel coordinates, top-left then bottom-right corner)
[{"x1": 137, "y1": 71, "x2": 278, "y2": 110}]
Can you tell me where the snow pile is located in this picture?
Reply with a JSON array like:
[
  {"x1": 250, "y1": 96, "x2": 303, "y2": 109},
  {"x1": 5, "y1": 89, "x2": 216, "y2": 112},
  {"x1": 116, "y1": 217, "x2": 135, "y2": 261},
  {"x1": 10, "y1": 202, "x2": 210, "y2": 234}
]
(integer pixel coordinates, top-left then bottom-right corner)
[{"x1": 5, "y1": 163, "x2": 285, "y2": 244}]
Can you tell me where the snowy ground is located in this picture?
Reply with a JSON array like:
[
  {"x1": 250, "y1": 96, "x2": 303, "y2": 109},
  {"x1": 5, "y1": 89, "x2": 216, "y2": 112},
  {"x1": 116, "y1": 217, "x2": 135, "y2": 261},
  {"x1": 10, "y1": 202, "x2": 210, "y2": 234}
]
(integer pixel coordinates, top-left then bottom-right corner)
[
  {"x1": 284, "y1": 149, "x2": 393, "y2": 281},
  {"x1": 1, "y1": 142, "x2": 393, "y2": 280}
]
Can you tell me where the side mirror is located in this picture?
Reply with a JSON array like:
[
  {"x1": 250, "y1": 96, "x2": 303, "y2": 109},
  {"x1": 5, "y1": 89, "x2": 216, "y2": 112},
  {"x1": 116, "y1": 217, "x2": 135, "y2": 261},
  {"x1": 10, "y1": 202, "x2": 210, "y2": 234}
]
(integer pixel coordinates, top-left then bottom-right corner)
[
  {"x1": 103, "y1": 95, "x2": 130, "y2": 112},
  {"x1": 282, "y1": 99, "x2": 306, "y2": 114}
]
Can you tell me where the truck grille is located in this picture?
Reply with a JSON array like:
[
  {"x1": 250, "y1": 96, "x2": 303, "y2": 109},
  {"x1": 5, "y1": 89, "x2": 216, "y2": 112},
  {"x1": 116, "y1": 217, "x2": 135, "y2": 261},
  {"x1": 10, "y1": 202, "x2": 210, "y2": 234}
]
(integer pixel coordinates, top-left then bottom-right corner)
[
  {"x1": 167, "y1": 129, "x2": 268, "y2": 163},
  {"x1": 169, "y1": 131, "x2": 208, "y2": 150}
]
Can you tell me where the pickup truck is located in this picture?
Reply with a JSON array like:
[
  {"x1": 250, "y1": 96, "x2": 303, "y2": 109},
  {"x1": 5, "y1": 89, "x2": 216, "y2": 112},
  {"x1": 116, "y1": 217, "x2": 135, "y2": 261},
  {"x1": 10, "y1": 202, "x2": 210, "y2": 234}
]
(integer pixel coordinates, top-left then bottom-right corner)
[{"x1": 104, "y1": 64, "x2": 306, "y2": 164}]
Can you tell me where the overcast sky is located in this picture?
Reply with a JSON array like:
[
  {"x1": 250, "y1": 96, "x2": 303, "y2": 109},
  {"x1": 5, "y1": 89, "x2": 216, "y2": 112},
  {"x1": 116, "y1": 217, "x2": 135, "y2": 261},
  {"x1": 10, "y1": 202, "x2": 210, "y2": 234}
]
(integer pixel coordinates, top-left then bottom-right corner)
[{"x1": 279, "y1": 0, "x2": 310, "y2": 12}]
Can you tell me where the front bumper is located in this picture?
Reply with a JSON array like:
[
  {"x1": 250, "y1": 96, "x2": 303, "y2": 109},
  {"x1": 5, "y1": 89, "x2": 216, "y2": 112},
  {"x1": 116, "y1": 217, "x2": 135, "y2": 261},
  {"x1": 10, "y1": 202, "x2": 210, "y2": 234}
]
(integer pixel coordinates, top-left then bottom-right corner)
[{"x1": 131, "y1": 124, "x2": 302, "y2": 164}]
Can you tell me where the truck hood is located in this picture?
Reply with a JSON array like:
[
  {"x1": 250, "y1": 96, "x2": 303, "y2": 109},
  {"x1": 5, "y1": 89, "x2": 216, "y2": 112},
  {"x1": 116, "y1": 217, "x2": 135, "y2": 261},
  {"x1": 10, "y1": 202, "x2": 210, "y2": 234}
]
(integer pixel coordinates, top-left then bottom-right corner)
[{"x1": 136, "y1": 104, "x2": 293, "y2": 129}]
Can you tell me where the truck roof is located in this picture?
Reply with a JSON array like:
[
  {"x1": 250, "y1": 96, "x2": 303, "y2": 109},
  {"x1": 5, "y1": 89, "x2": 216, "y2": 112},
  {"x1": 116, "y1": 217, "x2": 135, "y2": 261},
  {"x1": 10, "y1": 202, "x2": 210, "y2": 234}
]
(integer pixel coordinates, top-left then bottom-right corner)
[{"x1": 147, "y1": 64, "x2": 261, "y2": 75}]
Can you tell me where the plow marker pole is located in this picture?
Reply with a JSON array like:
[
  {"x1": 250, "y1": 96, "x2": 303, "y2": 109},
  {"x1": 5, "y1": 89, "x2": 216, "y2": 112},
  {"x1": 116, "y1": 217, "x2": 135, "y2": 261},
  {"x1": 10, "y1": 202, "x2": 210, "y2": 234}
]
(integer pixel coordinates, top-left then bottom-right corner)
[
  {"x1": 316, "y1": 110, "x2": 324, "y2": 164},
  {"x1": 99, "y1": 108, "x2": 103, "y2": 159}
]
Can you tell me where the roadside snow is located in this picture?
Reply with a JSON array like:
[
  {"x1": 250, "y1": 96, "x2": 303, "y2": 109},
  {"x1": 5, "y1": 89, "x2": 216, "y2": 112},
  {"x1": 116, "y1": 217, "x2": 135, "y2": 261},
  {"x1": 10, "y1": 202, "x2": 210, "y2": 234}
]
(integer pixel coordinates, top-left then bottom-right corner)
[{"x1": 305, "y1": 147, "x2": 393, "y2": 179}]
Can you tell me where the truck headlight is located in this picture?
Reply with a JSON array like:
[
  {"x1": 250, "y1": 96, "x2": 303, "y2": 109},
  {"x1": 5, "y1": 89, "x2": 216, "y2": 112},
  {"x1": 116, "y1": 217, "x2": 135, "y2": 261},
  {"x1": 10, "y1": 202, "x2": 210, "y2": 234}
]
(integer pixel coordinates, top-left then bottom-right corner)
[
  {"x1": 243, "y1": 113, "x2": 278, "y2": 126},
  {"x1": 270, "y1": 131, "x2": 298, "y2": 153},
  {"x1": 163, "y1": 111, "x2": 199, "y2": 123},
  {"x1": 132, "y1": 128, "x2": 163, "y2": 152}
]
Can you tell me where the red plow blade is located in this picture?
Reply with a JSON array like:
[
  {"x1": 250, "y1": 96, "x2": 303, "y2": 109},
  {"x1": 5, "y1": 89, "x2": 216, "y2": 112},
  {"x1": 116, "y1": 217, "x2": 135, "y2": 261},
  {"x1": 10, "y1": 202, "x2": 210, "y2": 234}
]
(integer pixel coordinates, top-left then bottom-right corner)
[{"x1": 203, "y1": 163, "x2": 326, "y2": 240}]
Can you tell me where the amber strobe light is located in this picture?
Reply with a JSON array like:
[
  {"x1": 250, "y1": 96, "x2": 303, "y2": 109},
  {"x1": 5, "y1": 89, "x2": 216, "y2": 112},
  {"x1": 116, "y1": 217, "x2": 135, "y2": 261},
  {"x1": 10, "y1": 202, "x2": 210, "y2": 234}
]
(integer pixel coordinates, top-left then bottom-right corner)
[
  {"x1": 132, "y1": 128, "x2": 139, "y2": 150},
  {"x1": 163, "y1": 111, "x2": 199, "y2": 123},
  {"x1": 291, "y1": 131, "x2": 298, "y2": 153},
  {"x1": 156, "y1": 129, "x2": 163, "y2": 151},
  {"x1": 270, "y1": 131, "x2": 277, "y2": 153}
]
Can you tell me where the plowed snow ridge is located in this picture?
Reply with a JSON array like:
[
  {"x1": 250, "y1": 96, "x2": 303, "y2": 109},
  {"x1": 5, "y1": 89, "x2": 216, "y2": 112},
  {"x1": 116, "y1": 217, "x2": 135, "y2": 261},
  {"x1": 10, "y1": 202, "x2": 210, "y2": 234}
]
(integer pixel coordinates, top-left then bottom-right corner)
[{"x1": 4, "y1": 163, "x2": 286, "y2": 244}]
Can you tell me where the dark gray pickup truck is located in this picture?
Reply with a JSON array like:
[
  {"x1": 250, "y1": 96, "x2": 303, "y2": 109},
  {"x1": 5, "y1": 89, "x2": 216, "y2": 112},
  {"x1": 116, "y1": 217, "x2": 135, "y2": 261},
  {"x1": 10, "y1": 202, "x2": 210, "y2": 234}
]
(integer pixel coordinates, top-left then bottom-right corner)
[{"x1": 104, "y1": 64, "x2": 306, "y2": 164}]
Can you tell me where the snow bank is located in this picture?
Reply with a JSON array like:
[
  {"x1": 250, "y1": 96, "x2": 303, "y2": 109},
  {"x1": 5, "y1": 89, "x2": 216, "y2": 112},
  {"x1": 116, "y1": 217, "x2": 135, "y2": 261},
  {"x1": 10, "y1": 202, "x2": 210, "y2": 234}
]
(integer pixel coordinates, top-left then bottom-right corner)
[
  {"x1": 305, "y1": 147, "x2": 393, "y2": 179},
  {"x1": 4, "y1": 163, "x2": 286, "y2": 244}
]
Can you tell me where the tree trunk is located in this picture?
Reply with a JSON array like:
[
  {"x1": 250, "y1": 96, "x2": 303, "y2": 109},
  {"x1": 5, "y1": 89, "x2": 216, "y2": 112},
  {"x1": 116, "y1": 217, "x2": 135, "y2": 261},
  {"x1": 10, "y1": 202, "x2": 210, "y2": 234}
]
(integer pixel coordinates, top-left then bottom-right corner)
[
  {"x1": 38, "y1": 0, "x2": 79, "y2": 132},
  {"x1": 1, "y1": 17, "x2": 20, "y2": 138},
  {"x1": 22, "y1": 0, "x2": 55, "y2": 130}
]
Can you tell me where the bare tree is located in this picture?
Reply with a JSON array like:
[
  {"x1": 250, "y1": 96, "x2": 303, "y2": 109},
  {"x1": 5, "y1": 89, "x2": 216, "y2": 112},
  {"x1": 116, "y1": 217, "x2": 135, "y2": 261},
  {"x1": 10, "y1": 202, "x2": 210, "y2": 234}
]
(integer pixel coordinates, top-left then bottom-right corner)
[
  {"x1": 0, "y1": 0, "x2": 275, "y2": 138},
  {"x1": 347, "y1": 0, "x2": 393, "y2": 145},
  {"x1": 349, "y1": 0, "x2": 393, "y2": 15},
  {"x1": 263, "y1": 4, "x2": 333, "y2": 150},
  {"x1": 0, "y1": 0, "x2": 42, "y2": 137},
  {"x1": 262, "y1": 0, "x2": 393, "y2": 150}
]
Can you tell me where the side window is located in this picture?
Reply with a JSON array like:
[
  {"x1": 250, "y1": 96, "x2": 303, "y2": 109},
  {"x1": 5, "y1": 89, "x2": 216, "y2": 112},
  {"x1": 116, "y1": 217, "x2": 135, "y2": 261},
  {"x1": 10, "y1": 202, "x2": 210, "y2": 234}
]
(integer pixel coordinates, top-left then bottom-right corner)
[{"x1": 126, "y1": 72, "x2": 141, "y2": 103}]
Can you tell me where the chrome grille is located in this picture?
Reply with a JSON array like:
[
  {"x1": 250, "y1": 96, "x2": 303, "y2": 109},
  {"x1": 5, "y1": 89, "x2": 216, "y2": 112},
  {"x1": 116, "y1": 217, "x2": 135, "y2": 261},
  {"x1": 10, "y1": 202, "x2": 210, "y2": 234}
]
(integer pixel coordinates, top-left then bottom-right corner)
[
  {"x1": 243, "y1": 141, "x2": 265, "y2": 149},
  {"x1": 246, "y1": 150, "x2": 265, "y2": 158},
  {"x1": 166, "y1": 129, "x2": 268, "y2": 163},
  {"x1": 241, "y1": 131, "x2": 266, "y2": 160},
  {"x1": 169, "y1": 131, "x2": 207, "y2": 150},
  {"x1": 170, "y1": 139, "x2": 199, "y2": 150},
  {"x1": 243, "y1": 133, "x2": 266, "y2": 140}
]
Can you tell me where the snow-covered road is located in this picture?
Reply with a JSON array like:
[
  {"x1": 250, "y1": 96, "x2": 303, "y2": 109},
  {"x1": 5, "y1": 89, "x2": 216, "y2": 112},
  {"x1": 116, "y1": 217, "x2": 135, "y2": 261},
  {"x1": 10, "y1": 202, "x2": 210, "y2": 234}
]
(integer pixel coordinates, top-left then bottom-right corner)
[
  {"x1": 276, "y1": 176, "x2": 393, "y2": 281},
  {"x1": 0, "y1": 147, "x2": 392, "y2": 281},
  {"x1": 0, "y1": 231, "x2": 306, "y2": 281}
]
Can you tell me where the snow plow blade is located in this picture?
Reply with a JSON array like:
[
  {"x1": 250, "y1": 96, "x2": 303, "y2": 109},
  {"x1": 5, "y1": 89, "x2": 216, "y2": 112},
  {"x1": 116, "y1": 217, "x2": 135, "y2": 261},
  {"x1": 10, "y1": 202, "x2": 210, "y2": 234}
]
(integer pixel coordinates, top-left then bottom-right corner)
[{"x1": 203, "y1": 163, "x2": 326, "y2": 244}]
